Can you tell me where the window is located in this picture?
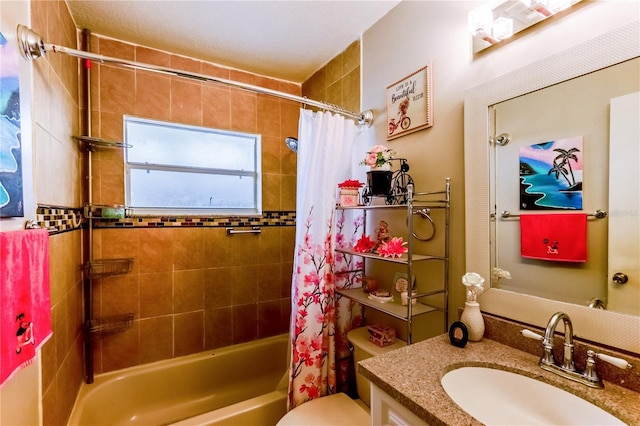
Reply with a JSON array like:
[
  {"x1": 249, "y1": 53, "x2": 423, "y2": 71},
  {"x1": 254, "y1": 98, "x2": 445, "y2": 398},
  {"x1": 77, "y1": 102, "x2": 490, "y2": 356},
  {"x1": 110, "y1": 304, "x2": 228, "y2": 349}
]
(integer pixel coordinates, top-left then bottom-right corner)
[{"x1": 124, "y1": 116, "x2": 261, "y2": 216}]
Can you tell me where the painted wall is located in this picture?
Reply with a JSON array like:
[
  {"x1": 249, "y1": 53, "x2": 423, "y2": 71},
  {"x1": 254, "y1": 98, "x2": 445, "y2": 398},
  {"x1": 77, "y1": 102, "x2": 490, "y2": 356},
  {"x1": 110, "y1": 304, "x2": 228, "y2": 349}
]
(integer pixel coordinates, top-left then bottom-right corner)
[{"x1": 361, "y1": 0, "x2": 640, "y2": 329}]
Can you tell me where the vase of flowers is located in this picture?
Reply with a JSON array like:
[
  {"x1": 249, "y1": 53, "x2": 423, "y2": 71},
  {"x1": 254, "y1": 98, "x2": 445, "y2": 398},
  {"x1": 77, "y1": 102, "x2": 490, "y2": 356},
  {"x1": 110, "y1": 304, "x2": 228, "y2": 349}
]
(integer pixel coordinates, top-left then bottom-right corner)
[
  {"x1": 361, "y1": 145, "x2": 395, "y2": 195},
  {"x1": 460, "y1": 272, "x2": 486, "y2": 341}
]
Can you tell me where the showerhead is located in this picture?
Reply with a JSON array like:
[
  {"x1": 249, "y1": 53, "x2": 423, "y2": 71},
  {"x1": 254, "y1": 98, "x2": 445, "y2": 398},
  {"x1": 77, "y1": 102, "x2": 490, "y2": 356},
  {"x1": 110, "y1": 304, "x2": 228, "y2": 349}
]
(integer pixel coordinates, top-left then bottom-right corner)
[{"x1": 285, "y1": 137, "x2": 298, "y2": 153}]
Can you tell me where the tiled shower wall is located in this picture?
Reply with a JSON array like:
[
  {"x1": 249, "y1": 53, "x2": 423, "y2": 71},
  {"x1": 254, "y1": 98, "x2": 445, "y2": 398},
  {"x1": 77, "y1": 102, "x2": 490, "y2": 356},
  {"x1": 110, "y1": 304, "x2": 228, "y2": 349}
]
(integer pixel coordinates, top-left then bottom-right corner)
[
  {"x1": 87, "y1": 35, "x2": 301, "y2": 373},
  {"x1": 29, "y1": 1, "x2": 85, "y2": 425},
  {"x1": 302, "y1": 39, "x2": 361, "y2": 114}
]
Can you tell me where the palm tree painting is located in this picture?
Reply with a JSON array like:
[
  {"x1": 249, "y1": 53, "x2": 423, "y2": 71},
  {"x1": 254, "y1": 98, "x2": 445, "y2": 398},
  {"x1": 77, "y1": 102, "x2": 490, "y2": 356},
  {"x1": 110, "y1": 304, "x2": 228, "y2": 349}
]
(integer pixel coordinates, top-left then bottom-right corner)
[
  {"x1": 0, "y1": 32, "x2": 24, "y2": 218},
  {"x1": 519, "y1": 137, "x2": 583, "y2": 210}
]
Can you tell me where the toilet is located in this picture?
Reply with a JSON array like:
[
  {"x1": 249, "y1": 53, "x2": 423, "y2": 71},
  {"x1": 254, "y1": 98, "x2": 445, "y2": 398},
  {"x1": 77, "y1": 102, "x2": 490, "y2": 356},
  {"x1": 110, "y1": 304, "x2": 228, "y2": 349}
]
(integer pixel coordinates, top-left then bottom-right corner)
[{"x1": 277, "y1": 326, "x2": 406, "y2": 425}]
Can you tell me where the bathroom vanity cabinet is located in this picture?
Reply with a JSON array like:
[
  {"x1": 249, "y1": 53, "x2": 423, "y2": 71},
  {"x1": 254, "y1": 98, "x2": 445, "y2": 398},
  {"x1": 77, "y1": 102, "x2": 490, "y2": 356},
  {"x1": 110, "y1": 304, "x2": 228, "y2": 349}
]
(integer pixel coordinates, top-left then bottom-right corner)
[
  {"x1": 335, "y1": 178, "x2": 450, "y2": 344},
  {"x1": 370, "y1": 384, "x2": 428, "y2": 426}
]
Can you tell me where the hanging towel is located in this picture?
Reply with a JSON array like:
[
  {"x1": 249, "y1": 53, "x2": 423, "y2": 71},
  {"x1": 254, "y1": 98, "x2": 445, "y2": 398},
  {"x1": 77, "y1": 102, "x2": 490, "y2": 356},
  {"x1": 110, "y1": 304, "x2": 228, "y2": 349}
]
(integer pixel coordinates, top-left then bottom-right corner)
[
  {"x1": 0, "y1": 229, "x2": 52, "y2": 387},
  {"x1": 520, "y1": 213, "x2": 588, "y2": 262}
]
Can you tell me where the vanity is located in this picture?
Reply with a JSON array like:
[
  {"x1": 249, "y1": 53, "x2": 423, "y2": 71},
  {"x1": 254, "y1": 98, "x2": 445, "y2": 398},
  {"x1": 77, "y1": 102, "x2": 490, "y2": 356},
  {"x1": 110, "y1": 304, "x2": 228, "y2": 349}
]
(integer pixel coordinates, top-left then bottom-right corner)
[{"x1": 358, "y1": 314, "x2": 640, "y2": 425}]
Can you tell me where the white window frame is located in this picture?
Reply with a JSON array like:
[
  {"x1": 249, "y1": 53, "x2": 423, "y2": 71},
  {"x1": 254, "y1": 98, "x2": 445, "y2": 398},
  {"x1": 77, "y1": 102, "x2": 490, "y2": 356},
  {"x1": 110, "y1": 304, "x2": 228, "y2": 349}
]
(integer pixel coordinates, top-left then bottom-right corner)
[{"x1": 124, "y1": 116, "x2": 262, "y2": 216}]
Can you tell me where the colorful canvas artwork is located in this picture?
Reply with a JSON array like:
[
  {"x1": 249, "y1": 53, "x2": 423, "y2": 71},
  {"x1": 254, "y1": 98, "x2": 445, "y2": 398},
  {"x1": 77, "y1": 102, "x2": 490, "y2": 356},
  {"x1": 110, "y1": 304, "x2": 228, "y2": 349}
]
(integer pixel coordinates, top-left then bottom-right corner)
[
  {"x1": 0, "y1": 31, "x2": 24, "y2": 217},
  {"x1": 519, "y1": 137, "x2": 583, "y2": 210}
]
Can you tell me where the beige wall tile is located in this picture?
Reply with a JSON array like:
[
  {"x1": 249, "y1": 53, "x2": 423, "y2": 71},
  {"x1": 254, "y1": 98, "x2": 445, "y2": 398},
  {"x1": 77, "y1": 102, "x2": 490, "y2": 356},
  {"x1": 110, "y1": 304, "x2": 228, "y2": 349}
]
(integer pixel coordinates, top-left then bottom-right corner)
[
  {"x1": 205, "y1": 307, "x2": 233, "y2": 349},
  {"x1": 99, "y1": 66, "x2": 135, "y2": 115},
  {"x1": 139, "y1": 272, "x2": 173, "y2": 317},
  {"x1": 232, "y1": 304, "x2": 257, "y2": 343},
  {"x1": 174, "y1": 269, "x2": 205, "y2": 313},
  {"x1": 172, "y1": 228, "x2": 205, "y2": 271},
  {"x1": 230, "y1": 89, "x2": 257, "y2": 133},
  {"x1": 202, "y1": 85, "x2": 231, "y2": 130},
  {"x1": 170, "y1": 78, "x2": 203, "y2": 126},
  {"x1": 257, "y1": 97, "x2": 281, "y2": 137},
  {"x1": 136, "y1": 71, "x2": 171, "y2": 121},
  {"x1": 261, "y1": 135, "x2": 281, "y2": 175},
  {"x1": 140, "y1": 316, "x2": 173, "y2": 363},
  {"x1": 174, "y1": 311, "x2": 204, "y2": 356}
]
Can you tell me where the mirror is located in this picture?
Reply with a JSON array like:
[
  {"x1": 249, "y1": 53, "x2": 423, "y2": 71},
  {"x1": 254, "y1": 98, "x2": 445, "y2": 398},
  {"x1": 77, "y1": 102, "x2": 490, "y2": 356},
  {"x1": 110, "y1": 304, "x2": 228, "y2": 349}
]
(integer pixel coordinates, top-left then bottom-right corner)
[
  {"x1": 489, "y1": 58, "x2": 639, "y2": 312},
  {"x1": 464, "y1": 21, "x2": 640, "y2": 354}
]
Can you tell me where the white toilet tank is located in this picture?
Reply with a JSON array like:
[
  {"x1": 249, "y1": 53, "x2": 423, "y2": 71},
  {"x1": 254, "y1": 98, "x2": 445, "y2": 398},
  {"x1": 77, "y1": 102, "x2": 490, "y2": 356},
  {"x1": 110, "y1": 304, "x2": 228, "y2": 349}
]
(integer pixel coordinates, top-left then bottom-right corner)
[{"x1": 347, "y1": 327, "x2": 406, "y2": 407}]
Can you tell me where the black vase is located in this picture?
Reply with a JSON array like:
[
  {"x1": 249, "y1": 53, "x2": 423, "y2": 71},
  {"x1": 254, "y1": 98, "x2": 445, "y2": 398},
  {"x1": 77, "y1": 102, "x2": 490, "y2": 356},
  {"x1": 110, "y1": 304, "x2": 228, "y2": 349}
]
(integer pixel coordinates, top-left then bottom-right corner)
[{"x1": 367, "y1": 170, "x2": 392, "y2": 196}]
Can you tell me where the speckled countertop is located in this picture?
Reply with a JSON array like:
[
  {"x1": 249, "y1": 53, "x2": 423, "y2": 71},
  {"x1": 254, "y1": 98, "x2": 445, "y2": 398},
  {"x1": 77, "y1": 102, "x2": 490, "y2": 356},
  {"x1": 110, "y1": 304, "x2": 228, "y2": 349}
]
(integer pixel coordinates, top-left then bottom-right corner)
[{"x1": 359, "y1": 334, "x2": 640, "y2": 426}]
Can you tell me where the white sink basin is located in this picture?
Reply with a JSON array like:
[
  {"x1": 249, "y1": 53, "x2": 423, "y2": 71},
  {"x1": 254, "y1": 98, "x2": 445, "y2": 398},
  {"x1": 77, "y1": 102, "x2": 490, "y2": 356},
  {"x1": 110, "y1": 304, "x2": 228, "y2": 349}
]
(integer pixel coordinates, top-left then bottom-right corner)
[{"x1": 441, "y1": 367, "x2": 624, "y2": 425}]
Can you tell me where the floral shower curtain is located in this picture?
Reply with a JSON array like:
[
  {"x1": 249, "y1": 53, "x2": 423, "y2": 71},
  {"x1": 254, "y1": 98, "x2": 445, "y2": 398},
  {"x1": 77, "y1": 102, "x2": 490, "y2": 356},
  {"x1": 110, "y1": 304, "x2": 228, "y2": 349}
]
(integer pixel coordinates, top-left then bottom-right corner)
[{"x1": 288, "y1": 109, "x2": 370, "y2": 409}]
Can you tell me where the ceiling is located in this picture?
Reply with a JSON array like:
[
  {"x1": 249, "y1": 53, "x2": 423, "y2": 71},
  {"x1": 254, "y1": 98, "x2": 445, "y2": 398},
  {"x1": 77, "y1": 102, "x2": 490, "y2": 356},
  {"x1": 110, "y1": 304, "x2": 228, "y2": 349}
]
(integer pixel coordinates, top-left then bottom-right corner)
[{"x1": 65, "y1": 0, "x2": 401, "y2": 84}]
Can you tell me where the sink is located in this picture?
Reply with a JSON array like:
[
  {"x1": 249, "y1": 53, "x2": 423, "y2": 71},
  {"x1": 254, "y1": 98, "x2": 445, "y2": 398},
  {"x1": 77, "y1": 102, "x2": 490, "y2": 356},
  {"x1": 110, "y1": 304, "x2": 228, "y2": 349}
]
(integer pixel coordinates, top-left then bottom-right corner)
[{"x1": 441, "y1": 367, "x2": 624, "y2": 425}]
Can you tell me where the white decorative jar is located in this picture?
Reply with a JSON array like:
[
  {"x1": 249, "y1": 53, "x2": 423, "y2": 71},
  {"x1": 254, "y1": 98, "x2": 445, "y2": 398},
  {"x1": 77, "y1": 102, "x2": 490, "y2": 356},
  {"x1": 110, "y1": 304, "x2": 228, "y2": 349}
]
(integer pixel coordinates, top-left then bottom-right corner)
[
  {"x1": 460, "y1": 301, "x2": 485, "y2": 341},
  {"x1": 339, "y1": 188, "x2": 360, "y2": 206}
]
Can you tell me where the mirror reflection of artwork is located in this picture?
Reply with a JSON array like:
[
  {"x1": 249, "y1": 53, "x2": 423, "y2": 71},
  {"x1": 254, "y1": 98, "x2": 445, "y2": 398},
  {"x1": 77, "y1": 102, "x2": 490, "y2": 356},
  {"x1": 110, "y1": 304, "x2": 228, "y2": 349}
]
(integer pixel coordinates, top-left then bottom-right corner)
[
  {"x1": 0, "y1": 32, "x2": 24, "y2": 217},
  {"x1": 519, "y1": 137, "x2": 583, "y2": 210}
]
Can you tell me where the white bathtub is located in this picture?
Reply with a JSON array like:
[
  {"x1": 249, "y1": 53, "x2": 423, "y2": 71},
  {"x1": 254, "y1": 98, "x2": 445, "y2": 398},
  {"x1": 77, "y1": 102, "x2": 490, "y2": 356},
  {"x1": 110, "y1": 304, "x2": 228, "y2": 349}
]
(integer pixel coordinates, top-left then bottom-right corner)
[{"x1": 67, "y1": 334, "x2": 289, "y2": 426}]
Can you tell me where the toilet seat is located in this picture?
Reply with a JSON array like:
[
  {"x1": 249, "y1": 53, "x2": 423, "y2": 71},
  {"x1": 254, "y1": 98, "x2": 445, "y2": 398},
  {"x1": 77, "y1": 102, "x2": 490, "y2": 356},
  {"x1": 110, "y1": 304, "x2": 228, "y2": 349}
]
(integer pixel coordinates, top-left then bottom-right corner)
[{"x1": 276, "y1": 393, "x2": 369, "y2": 426}]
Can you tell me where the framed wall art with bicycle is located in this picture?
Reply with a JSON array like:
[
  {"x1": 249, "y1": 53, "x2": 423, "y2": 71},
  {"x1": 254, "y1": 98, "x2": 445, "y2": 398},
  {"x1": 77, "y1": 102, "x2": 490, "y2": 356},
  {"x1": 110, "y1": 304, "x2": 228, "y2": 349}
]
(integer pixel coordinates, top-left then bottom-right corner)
[{"x1": 386, "y1": 64, "x2": 433, "y2": 140}]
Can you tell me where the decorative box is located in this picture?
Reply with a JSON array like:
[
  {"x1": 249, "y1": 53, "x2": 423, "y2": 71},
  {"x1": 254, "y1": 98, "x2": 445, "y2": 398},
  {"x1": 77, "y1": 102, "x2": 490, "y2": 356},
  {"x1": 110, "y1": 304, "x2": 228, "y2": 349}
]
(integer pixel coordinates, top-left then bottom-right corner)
[
  {"x1": 339, "y1": 188, "x2": 360, "y2": 207},
  {"x1": 367, "y1": 324, "x2": 396, "y2": 347}
]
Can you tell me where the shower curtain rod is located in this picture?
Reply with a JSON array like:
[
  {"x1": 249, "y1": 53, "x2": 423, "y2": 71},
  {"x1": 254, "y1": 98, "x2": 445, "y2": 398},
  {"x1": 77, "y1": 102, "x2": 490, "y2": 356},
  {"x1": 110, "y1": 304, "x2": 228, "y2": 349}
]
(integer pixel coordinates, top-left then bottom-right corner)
[{"x1": 16, "y1": 25, "x2": 374, "y2": 126}]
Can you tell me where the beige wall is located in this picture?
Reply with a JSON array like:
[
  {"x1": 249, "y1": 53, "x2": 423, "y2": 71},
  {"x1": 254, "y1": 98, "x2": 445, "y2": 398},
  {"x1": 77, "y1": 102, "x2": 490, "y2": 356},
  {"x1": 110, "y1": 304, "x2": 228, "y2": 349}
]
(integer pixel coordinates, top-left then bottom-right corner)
[
  {"x1": 362, "y1": 0, "x2": 640, "y2": 330},
  {"x1": 88, "y1": 35, "x2": 299, "y2": 373}
]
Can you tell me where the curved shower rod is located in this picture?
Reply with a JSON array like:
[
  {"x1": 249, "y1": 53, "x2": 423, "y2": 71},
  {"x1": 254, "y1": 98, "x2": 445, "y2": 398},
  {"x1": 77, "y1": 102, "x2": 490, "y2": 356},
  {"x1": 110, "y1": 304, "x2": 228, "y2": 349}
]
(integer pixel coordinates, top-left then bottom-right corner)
[{"x1": 16, "y1": 25, "x2": 374, "y2": 126}]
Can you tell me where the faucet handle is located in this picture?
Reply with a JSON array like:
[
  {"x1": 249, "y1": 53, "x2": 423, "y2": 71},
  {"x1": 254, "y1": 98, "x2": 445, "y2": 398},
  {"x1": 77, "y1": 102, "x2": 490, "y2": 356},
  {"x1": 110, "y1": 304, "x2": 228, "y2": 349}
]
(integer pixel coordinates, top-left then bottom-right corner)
[
  {"x1": 595, "y1": 352, "x2": 632, "y2": 370},
  {"x1": 521, "y1": 329, "x2": 544, "y2": 341}
]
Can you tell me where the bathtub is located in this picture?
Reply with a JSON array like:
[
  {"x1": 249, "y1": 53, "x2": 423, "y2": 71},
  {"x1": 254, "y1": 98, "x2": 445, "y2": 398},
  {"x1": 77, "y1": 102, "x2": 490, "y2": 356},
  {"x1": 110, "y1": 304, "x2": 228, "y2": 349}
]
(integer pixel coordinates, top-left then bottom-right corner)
[{"x1": 67, "y1": 334, "x2": 289, "y2": 426}]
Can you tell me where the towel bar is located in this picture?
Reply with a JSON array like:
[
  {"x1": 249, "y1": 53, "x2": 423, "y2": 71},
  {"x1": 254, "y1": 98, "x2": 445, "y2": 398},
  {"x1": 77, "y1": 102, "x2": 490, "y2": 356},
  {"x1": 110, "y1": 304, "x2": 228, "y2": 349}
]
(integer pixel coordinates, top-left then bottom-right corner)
[
  {"x1": 226, "y1": 226, "x2": 261, "y2": 235},
  {"x1": 500, "y1": 210, "x2": 607, "y2": 219}
]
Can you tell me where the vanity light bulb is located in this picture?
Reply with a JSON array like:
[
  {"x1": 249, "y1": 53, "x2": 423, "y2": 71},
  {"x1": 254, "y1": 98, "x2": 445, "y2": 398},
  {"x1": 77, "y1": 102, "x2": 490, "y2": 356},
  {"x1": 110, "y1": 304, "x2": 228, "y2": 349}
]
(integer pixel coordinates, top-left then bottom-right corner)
[
  {"x1": 546, "y1": 0, "x2": 572, "y2": 13},
  {"x1": 492, "y1": 17, "x2": 514, "y2": 41},
  {"x1": 468, "y1": 5, "x2": 494, "y2": 37}
]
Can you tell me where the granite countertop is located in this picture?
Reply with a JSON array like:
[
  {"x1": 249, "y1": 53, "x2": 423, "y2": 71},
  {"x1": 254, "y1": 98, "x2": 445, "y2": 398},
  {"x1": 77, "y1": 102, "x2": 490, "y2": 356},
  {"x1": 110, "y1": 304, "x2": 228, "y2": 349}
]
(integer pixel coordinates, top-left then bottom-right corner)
[{"x1": 358, "y1": 334, "x2": 640, "y2": 426}]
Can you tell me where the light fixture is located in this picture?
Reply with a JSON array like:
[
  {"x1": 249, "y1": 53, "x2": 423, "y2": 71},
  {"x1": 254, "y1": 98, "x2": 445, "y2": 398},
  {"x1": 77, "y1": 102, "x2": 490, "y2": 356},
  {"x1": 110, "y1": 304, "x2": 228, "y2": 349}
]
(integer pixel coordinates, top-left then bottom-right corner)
[{"x1": 470, "y1": 0, "x2": 582, "y2": 53}]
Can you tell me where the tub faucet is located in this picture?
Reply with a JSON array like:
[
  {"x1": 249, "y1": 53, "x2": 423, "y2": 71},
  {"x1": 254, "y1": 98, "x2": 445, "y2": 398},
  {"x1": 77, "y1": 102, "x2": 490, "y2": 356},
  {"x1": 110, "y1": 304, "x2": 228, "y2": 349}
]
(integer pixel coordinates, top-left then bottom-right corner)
[
  {"x1": 521, "y1": 312, "x2": 633, "y2": 389},
  {"x1": 541, "y1": 312, "x2": 575, "y2": 372}
]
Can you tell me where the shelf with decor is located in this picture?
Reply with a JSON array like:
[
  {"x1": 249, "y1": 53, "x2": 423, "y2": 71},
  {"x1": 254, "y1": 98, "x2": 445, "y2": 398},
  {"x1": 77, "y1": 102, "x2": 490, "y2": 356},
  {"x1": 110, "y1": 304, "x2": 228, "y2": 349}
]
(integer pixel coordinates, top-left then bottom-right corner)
[{"x1": 335, "y1": 177, "x2": 450, "y2": 344}]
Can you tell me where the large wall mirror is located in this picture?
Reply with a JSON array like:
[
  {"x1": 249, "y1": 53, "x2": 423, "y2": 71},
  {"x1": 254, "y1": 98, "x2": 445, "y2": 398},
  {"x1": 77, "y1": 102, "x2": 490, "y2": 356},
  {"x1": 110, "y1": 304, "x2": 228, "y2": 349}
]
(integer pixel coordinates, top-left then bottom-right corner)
[{"x1": 464, "y1": 21, "x2": 640, "y2": 354}]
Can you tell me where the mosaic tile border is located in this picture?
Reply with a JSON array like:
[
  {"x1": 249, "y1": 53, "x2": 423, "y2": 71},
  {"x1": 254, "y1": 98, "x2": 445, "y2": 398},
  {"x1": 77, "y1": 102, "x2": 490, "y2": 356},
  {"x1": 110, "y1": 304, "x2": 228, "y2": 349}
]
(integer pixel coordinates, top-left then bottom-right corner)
[
  {"x1": 92, "y1": 211, "x2": 297, "y2": 228},
  {"x1": 35, "y1": 206, "x2": 296, "y2": 231},
  {"x1": 36, "y1": 205, "x2": 83, "y2": 234}
]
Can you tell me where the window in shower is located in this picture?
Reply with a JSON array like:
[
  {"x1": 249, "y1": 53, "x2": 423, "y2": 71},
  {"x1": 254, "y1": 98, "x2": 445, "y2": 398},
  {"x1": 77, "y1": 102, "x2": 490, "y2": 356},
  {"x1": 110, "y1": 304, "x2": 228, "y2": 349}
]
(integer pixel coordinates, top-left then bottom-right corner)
[{"x1": 124, "y1": 116, "x2": 261, "y2": 216}]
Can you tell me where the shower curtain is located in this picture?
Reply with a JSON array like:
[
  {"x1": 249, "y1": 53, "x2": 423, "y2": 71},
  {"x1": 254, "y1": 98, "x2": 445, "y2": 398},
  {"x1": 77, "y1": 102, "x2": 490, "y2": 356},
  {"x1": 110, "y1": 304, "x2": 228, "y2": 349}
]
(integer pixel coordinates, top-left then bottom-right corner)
[{"x1": 288, "y1": 109, "x2": 369, "y2": 409}]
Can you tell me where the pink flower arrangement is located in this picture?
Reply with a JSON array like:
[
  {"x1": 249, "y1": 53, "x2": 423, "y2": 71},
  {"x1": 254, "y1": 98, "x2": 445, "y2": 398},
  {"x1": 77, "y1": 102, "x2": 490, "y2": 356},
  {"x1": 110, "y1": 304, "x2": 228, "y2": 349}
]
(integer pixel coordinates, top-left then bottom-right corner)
[
  {"x1": 353, "y1": 235, "x2": 377, "y2": 253},
  {"x1": 360, "y1": 145, "x2": 396, "y2": 168},
  {"x1": 376, "y1": 237, "x2": 408, "y2": 258}
]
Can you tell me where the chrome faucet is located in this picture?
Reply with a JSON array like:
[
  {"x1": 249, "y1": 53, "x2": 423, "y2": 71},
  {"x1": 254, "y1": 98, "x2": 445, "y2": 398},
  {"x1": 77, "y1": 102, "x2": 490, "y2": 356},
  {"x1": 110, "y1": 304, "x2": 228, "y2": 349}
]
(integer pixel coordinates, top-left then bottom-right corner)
[
  {"x1": 541, "y1": 312, "x2": 575, "y2": 372},
  {"x1": 521, "y1": 312, "x2": 633, "y2": 389}
]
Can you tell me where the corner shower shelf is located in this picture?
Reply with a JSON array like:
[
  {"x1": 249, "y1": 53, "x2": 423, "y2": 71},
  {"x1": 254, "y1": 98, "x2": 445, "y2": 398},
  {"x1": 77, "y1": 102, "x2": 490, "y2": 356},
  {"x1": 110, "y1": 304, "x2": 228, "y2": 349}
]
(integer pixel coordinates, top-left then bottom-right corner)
[
  {"x1": 84, "y1": 203, "x2": 131, "y2": 219},
  {"x1": 84, "y1": 258, "x2": 133, "y2": 278},
  {"x1": 88, "y1": 313, "x2": 134, "y2": 338},
  {"x1": 74, "y1": 135, "x2": 132, "y2": 149}
]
